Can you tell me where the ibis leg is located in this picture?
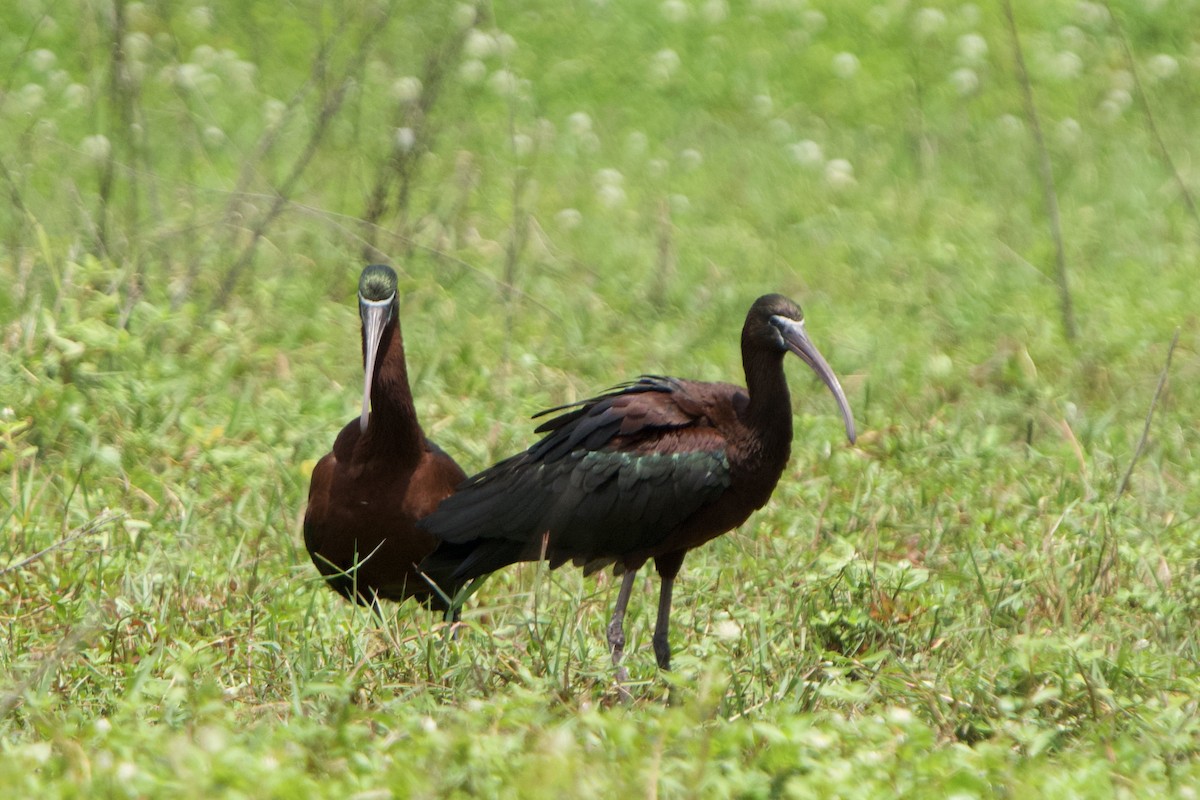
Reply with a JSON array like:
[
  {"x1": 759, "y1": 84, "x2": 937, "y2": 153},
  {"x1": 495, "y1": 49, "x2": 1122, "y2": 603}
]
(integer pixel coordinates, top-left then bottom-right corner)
[
  {"x1": 608, "y1": 570, "x2": 638, "y2": 683},
  {"x1": 652, "y1": 551, "x2": 686, "y2": 671},
  {"x1": 652, "y1": 576, "x2": 675, "y2": 670}
]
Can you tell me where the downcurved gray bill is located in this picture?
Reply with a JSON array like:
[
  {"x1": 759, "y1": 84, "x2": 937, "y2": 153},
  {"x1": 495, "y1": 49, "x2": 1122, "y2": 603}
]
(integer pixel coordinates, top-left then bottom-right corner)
[
  {"x1": 359, "y1": 295, "x2": 394, "y2": 432},
  {"x1": 771, "y1": 315, "x2": 856, "y2": 444}
]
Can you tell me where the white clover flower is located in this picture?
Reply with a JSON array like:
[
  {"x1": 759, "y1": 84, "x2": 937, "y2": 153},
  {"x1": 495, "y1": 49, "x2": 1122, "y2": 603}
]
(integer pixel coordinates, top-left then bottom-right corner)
[
  {"x1": 394, "y1": 127, "x2": 416, "y2": 152},
  {"x1": 957, "y1": 33, "x2": 988, "y2": 64},
  {"x1": 832, "y1": 52, "x2": 859, "y2": 79},
  {"x1": 596, "y1": 183, "x2": 626, "y2": 208},
  {"x1": 496, "y1": 32, "x2": 518, "y2": 58},
  {"x1": 595, "y1": 167, "x2": 624, "y2": 186},
  {"x1": 453, "y1": 3, "x2": 477, "y2": 28},
  {"x1": 701, "y1": 0, "x2": 729, "y2": 23},
  {"x1": 950, "y1": 67, "x2": 979, "y2": 95},
  {"x1": 997, "y1": 113, "x2": 1023, "y2": 135},
  {"x1": 30, "y1": 48, "x2": 56, "y2": 72},
  {"x1": 174, "y1": 62, "x2": 204, "y2": 91},
  {"x1": 420, "y1": 716, "x2": 438, "y2": 733},
  {"x1": 48, "y1": 69, "x2": 70, "y2": 91},
  {"x1": 1049, "y1": 51, "x2": 1083, "y2": 80},
  {"x1": 867, "y1": 6, "x2": 893, "y2": 31},
  {"x1": 203, "y1": 125, "x2": 226, "y2": 147},
  {"x1": 459, "y1": 59, "x2": 486, "y2": 85},
  {"x1": 804, "y1": 9, "x2": 827, "y2": 31},
  {"x1": 650, "y1": 48, "x2": 681, "y2": 84},
  {"x1": 1074, "y1": 1, "x2": 1110, "y2": 27},
  {"x1": 81, "y1": 134, "x2": 112, "y2": 163},
  {"x1": 1058, "y1": 25, "x2": 1085, "y2": 51},
  {"x1": 715, "y1": 619, "x2": 741, "y2": 640},
  {"x1": 767, "y1": 118, "x2": 793, "y2": 141},
  {"x1": 512, "y1": 132, "x2": 533, "y2": 158},
  {"x1": 487, "y1": 69, "x2": 519, "y2": 96},
  {"x1": 567, "y1": 111, "x2": 593, "y2": 136},
  {"x1": 116, "y1": 762, "x2": 138, "y2": 782},
  {"x1": 626, "y1": 130, "x2": 648, "y2": 158},
  {"x1": 789, "y1": 139, "x2": 823, "y2": 168},
  {"x1": 926, "y1": 353, "x2": 953, "y2": 379},
  {"x1": 555, "y1": 208, "x2": 583, "y2": 229},
  {"x1": 914, "y1": 8, "x2": 947, "y2": 38},
  {"x1": 679, "y1": 148, "x2": 703, "y2": 170},
  {"x1": 17, "y1": 83, "x2": 45, "y2": 113},
  {"x1": 648, "y1": 158, "x2": 669, "y2": 178},
  {"x1": 191, "y1": 44, "x2": 217, "y2": 67},
  {"x1": 1110, "y1": 69, "x2": 1135, "y2": 91},
  {"x1": 227, "y1": 59, "x2": 257, "y2": 90},
  {"x1": 186, "y1": 5, "x2": 213, "y2": 30},
  {"x1": 1056, "y1": 117, "x2": 1082, "y2": 146},
  {"x1": 34, "y1": 118, "x2": 57, "y2": 139},
  {"x1": 263, "y1": 97, "x2": 287, "y2": 127},
  {"x1": 661, "y1": 0, "x2": 690, "y2": 23},
  {"x1": 124, "y1": 32, "x2": 152, "y2": 60},
  {"x1": 464, "y1": 30, "x2": 497, "y2": 59},
  {"x1": 824, "y1": 158, "x2": 855, "y2": 189},
  {"x1": 670, "y1": 193, "x2": 690, "y2": 214},
  {"x1": 392, "y1": 76, "x2": 422, "y2": 103},
  {"x1": 751, "y1": 94, "x2": 773, "y2": 117},
  {"x1": 127, "y1": 2, "x2": 151, "y2": 28},
  {"x1": 1098, "y1": 97, "x2": 1123, "y2": 122},
  {"x1": 1107, "y1": 88, "x2": 1132, "y2": 111},
  {"x1": 1148, "y1": 53, "x2": 1179, "y2": 80}
]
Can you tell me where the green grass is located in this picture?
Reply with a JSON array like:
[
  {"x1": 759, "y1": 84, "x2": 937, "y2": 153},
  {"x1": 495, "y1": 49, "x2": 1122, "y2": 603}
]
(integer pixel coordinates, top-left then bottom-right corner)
[{"x1": 2, "y1": 0, "x2": 1199, "y2": 795}]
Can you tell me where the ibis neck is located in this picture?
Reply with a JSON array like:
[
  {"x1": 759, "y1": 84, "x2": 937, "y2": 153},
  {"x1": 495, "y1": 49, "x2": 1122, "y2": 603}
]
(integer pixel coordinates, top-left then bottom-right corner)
[
  {"x1": 362, "y1": 320, "x2": 424, "y2": 460},
  {"x1": 742, "y1": 343, "x2": 794, "y2": 443}
]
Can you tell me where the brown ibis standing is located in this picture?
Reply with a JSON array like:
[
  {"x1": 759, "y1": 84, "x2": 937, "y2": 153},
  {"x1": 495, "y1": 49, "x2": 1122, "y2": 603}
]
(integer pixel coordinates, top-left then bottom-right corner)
[
  {"x1": 304, "y1": 264, "x2": 467, "y2": 609},
  {"x1": 418, "y1": 294, "x2": 855, "y2": 672}
]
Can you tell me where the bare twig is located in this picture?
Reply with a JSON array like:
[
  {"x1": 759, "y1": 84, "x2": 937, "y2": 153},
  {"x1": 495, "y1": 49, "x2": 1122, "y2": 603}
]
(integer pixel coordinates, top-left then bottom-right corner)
[
  {"x1": 0, "y1": 511, "x2": 123, "y2": 577},
  {"x1": 1103, "y1": 1, "x2": 1200, "y2": 238},
  {"x1": 361, "y1": 7, "x2": 480, "y2": 260},
  {"x1": 250, "y1": 198, "x2": 565, "y2": 321},
  {"x1": 211, "y1": 9, "x2": 395, "y2": 310},
  {"x1": 176, "y1": 15, "x2": 349, "y2": 304},
  {"x1": 652, "y1": 196, "x2": 675, "y2": 304},
  {"x1": 0, "y1": 156, "x2": 29, "y2": 216},
  {"x1": 1001, "y1": 0, "x2": 1077, "y2": 341},
  {"x1": 1113, "y1": 328, "x2": 1180, "y2": 508},
  {"x1": 499, "y1": 148, "x2": 532, "y2": 375}
]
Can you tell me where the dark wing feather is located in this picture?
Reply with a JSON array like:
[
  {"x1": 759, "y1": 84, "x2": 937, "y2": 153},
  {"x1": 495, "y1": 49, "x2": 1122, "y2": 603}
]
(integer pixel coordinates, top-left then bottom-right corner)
[{"x1": 419, "y1": 376, "x2": 732, "y2": 585}]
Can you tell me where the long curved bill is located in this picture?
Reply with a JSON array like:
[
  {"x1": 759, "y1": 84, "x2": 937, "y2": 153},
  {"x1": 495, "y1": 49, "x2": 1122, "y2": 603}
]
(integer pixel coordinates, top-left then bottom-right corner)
[
  {"x1": 359, "y1": 294, "x2": 394, "y2": 432},
  {"x1": 771, "y1": 315, "x2": 856, "y2": 444}
]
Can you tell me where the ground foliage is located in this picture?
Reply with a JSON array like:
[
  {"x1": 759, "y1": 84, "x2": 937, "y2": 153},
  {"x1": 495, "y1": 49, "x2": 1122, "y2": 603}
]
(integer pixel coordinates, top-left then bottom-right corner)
[{"x1": 2, "y1": 0, "x2": 1199, "y2": 796}]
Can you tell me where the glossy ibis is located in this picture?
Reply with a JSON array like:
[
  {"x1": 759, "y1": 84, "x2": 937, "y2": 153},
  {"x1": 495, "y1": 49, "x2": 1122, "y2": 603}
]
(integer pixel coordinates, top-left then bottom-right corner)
[
  {"x1": 418, "y1": 294, "x2": 855, "y2": 672},
  {"x1": 304, "y1": 264, "x2": 467, "y2": 609}
]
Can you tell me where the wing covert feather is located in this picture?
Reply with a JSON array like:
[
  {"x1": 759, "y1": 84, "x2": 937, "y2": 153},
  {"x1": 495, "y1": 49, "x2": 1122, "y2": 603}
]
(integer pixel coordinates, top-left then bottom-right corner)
[{"x1": 419, "y1": 376, "x2": 737, "y2": 583}]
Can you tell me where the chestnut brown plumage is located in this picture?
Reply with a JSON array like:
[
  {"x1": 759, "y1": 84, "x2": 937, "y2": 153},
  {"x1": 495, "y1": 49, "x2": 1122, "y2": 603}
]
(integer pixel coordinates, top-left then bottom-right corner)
[
  {"x1": 304, "y1": 264, "x2": 467, "y2": 608},
  {"x1": 419, "y1": 294, "x2": 855, "y2": 671}
]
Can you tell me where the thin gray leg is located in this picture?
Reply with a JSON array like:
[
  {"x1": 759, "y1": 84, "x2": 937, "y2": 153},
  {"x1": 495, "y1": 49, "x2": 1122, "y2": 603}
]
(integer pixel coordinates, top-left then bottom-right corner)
[
  {"x1": 652, "y1": 573, "x2": 675, "y2": 671},
  {"x1": 607, "y1": 570, "x2": 638, "y2": 686}
]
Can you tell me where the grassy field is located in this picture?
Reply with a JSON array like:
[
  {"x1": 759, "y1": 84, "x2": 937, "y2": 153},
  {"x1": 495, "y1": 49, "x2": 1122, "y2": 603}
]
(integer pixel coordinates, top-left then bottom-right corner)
[{"x1": 2, "y1": 0, "x2": 1199, "y2": 795}]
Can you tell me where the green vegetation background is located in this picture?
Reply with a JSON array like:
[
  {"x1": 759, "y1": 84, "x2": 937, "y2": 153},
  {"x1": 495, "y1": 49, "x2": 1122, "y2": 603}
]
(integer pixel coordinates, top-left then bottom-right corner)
[{"x1": 1, "y1": 0, "x2": 1197, "y2": 796}]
